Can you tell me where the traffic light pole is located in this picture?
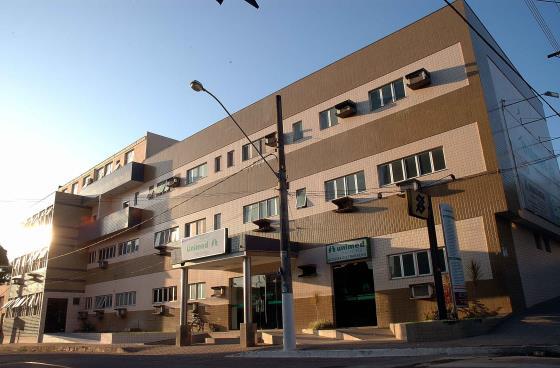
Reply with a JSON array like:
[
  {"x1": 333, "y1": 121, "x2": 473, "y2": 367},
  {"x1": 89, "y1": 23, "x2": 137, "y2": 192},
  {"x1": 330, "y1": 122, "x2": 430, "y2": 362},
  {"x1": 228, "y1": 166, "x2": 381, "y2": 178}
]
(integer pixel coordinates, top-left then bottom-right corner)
[
  {"x1": 275, "y1": 94, "x2": 296, "y2": 351},
  {"x1": 426, "y1": 196, "x2": 447, "y2": 320}
]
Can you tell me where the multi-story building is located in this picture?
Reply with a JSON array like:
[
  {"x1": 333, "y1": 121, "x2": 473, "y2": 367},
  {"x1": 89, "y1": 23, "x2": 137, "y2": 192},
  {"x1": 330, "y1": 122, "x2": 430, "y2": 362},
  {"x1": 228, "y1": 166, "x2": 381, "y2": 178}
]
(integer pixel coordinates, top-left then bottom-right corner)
[
  {"x1": 0, "y1": 133, "x2": 177, "y2": 343},
  {"x1": 2, "y1": 0, "x2": 560, "y2": 343}
]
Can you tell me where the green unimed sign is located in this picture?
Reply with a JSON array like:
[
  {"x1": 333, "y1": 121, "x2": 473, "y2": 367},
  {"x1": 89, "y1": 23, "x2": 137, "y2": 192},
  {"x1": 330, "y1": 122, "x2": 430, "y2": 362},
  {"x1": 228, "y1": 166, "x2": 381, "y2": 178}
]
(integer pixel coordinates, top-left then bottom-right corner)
[
  {"x1": 175, "y1": 228, "x2": 227, "y2": 263},
  {"x1": 326, "y1": 238, "x2": 371, "y2": 264}
]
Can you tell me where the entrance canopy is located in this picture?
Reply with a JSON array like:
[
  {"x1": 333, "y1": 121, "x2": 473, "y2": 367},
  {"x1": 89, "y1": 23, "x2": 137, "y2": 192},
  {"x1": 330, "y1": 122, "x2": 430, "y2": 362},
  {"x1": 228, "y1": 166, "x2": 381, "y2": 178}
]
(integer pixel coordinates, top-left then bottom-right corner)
[{"x1": 172, "y1": 232, "x2": 298, "y2": 271}]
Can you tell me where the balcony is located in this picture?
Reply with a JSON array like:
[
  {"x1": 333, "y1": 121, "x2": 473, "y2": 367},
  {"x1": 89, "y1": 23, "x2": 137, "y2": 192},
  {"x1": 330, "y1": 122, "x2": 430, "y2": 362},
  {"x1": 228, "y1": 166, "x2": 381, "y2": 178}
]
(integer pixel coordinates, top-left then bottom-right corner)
[
  {"x1": 79, "y1": 206, "x2": 145, "y2": 243},
  {"x1": 80, "y1": 162, "x2": 146, "y2": 197}
]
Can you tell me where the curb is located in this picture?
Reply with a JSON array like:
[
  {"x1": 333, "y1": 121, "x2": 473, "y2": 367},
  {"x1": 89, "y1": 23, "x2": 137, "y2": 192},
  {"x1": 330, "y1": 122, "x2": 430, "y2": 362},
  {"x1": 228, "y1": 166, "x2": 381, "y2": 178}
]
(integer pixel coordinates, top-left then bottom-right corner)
[
  {"x1": 0, "y1": 344, "x2": 153, "y2": 354},
  {"x1": 234, "y1": 345, "x2": 560, "y2": 358}
]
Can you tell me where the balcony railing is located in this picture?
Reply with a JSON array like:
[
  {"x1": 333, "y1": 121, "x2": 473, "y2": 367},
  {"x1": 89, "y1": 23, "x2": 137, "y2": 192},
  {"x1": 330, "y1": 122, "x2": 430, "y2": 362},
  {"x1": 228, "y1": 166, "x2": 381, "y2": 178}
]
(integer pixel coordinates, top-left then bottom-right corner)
[
  {"x1": 79, "y1": 207, "x2": 144, "y2": 243},
  {"x1": 80, "y1": 162, "x2": 146, "y2": 197}
]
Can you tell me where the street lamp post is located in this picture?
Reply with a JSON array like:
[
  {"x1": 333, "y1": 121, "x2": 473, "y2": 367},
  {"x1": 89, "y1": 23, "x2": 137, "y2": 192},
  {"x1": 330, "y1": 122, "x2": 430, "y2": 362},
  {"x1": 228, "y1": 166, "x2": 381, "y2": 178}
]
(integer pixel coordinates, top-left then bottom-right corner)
[{"x1": 190, "y1": 81, "x2": 296, "y2": 351}]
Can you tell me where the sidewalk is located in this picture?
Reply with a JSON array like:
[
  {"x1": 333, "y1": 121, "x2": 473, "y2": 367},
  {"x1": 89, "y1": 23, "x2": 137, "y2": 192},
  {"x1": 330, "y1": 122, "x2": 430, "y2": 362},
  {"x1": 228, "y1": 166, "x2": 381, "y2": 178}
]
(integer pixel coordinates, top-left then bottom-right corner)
[{"x1": 2, "y1": 297, "x2": 559, "y2": 358}]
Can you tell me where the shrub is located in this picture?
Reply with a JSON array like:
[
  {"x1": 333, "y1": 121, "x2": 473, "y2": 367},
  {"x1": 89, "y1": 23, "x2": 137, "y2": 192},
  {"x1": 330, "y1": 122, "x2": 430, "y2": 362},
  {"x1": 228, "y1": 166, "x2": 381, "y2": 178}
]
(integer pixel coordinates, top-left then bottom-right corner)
[{"x1": 308, "y1": 319, "x2": 334, "y2": 330}]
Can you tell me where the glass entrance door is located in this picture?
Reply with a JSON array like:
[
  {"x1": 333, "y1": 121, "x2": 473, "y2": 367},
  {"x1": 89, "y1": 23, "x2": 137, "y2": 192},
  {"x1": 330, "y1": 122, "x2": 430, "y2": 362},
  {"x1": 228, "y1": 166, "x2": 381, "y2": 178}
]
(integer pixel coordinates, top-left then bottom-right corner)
[
  {"x1": 230, "y1": 273, "x2": 282, "y2": 330},
  {"x1": 333, "y1": 261, "x2": 377, "y2": 327}
]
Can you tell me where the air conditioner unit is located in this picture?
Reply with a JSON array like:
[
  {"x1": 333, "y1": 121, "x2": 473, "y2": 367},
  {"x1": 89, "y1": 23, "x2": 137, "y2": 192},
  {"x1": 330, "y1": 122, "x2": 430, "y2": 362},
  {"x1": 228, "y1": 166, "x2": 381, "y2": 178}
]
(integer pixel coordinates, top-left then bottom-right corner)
[
  {"x1": 334, "y1": 100, "x2": 357, "y2": 118},
  {"x1": 114, "y1": 307, "x2": 127, "y2": 318},
  {"x1": 152, "y1": 304, "x2": 166, "y2": 315},
  {"x1": 167, "y1": 177, "x2": 181, "y2": 188},
  {"x1": 211, "y1": 286, "x2": 227, "y2": 298},
  {"x1": 252, "y1": 218, "x2": 274, "y2": 232},
  {"x1": 410, "y1": 283, "x2": 434, "y2": 299},
  {"x1": 98, "y1": 260, "x2": 108, "y2": 269},
  {"x1": 405, "y1": 68, "x2": 431, "y2": 90},
  {"x1": 297, "y1": 264, "x2": 317, "y2": 278},
  {"x1": 11, "y1": 276, "x2": 24, "y2": 285},
  {"x1": 265, "y1": 133, "x2": 277, "y2": 147},
  {"x1": 331, "y1": 196, "x2": 356, "y2": 213}
]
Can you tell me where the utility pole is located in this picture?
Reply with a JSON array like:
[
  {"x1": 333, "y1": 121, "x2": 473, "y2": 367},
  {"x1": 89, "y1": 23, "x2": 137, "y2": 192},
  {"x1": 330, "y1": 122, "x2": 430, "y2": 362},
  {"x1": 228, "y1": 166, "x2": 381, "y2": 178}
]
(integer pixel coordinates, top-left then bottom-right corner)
[{"x1": 275, "y1": 94, "x2": 296, "y2": 351}]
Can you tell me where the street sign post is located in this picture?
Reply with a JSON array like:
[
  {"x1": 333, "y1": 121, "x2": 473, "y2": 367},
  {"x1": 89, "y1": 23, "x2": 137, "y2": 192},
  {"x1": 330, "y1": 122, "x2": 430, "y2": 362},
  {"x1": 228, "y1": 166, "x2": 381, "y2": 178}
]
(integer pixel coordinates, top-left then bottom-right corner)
[
  {"x1": 407, "y1": 189, "x2": 429, "y2": 219},
  {"x1": 406, "y1": 189, "x2": 447, "y2": 320}
]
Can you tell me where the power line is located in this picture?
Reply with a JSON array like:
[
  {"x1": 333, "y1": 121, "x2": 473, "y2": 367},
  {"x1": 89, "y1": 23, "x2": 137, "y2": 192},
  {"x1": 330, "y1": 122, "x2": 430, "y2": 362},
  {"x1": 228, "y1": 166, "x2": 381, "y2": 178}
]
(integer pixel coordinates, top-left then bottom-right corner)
[
  {"x1": 45, "y1": 153, "x2": 276, "y2": 263},
  {"x1": 525, "y1": 0, "x2": 560, "y2": 51}
]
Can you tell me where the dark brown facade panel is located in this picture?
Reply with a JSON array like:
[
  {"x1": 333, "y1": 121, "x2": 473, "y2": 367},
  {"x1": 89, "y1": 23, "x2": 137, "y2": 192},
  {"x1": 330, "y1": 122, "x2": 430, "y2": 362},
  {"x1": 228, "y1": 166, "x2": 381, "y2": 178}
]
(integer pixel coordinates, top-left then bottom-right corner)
[
  {"x1": 1, "y1": 314, "x2": 42, "y2": 343},
  {"x1": 375, "y1": 279, "x2": 511, "y2": 327},
  {"x1": 294, "y1": 295, "x2": 334, "y2": 331}
]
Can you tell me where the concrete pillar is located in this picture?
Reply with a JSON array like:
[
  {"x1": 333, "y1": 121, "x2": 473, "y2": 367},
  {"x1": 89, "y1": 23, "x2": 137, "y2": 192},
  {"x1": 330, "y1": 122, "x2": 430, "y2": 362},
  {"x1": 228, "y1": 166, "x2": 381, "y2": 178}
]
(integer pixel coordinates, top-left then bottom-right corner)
[
  {"x1": 176, "y1": 266, "x2": 191, "y2": 346},
  {"x1": 243, "y1": 256, "x2": 252, "y2": 325},
  {"x1": 240, "y1": 256, "x2": 256, "y2": 347}
]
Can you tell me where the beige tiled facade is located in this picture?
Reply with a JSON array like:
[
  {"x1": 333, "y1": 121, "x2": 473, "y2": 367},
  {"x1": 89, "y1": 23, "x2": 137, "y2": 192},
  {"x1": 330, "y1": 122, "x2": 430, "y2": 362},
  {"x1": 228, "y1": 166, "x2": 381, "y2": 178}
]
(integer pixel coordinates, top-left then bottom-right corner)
[{"x1": 2, "y1": 1, "x2": 560, "y2": 342}]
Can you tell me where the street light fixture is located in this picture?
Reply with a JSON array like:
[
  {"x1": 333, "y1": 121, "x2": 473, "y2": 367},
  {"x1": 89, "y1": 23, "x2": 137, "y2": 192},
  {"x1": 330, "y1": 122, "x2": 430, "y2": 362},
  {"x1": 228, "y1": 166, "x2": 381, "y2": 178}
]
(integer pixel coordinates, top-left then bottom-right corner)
[
  {"x1": 189, "y1": 80, "x2": 297, "y2": 352},
  {"x1": 502, "y1": 91, "x2": 559, "y2": 108}
]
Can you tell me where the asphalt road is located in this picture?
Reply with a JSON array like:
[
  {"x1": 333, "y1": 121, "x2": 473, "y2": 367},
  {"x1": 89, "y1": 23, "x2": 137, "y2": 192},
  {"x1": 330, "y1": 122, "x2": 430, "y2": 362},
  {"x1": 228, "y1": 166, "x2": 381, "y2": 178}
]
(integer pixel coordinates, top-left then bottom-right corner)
[
  {"x1": 0, "y1": 353, "x2": 432, "y2": 368},
  {"x1": 0, "y1": 354, "x2": 559, "y2": 368}
]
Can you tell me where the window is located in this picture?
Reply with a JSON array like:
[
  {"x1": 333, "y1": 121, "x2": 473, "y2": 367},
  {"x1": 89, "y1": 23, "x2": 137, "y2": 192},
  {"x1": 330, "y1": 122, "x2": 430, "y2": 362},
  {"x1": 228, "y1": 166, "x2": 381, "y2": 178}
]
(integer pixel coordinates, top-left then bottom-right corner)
[
  {"x1": 296, "y1": 188, "x2": 307, "y2": 209},
  {"x1": 319, "y1": 107, "x2": 338, "y2": 130},
  {"x1": 94, "y1": 167, "x2": 104, "y2": 181},
  {"x1": 118, "y1": 239, "x2": 139, "y2": 256},
  {"x1": 122, "y1": 201, "x2": 130, "y2": 209},
  {"x1": 88, "y1": 250, "x2": 97, "y2": 264},
  {"x1": 378, "y1": 147, "x2": 446, "y2": 186},
  {"x1": 243, "y1": 197, "x2": 279, "y2": 223},
  {"x1": 324, "y1": 171, "x2": 366, "y2": 201},
  {"x1": 215, "y1": 156, "x2": 221, "y2": 172},
  {"x1": 214, "y1": 213, "x2": 221, "y2": 230},
  {"x1": 187, "y1": 163, "x2": 208, "y2": 184},
  {"x1": 185, "y1": 219, "x2": 206, "y2": 238},
  {"x1": 242, "y1": 139, "x2": 263, "y2": 161},
  {"x1": 105, "y1": 162, "x2": 113, "y2": 176},
  {"x1": 82, "y1": 176, "x2": 92, "y2": 187},
  {"x1": 154, "y1": 227, "x2": 179, "y2": 248},
  {"x1": 71, "y1": 182, "x2": 78, "y2": 194},
  {"x1": 124, "y1": 150, "x2": 135, "y2": 164},
  {"x1": 293, "y1": 121, "x2": 304, "y2": 142},
  {"x1": 152, "y1": 286, "x2": 177, "y2": 303},
  {"x1": 227, "y1": 150, "x2": 234, "y2": 167},
  {"x1": 98, "y1": 245, "x2": 116, "y2": 260},
  {"x1": 94, "y1": 294, "x2": 113, "y2": 309},
  {"x1": 115, "y1": 291, "x2": 136, "y2": 307},
  {"x1": 369, "y1": 79, "x2": 405, "y2": 110},
  {"x1": 85, "y1": 296, "x2": 93, "y2": 310},
  {"x1": 389, "y1": 248, "x2": 447, "y2": 279},
  {"x1": 134, "y1": 192, "x2": 139, "y2": 206},
  {"x1": 188, "y1": 283, "x2": 206, "y2": 300}
]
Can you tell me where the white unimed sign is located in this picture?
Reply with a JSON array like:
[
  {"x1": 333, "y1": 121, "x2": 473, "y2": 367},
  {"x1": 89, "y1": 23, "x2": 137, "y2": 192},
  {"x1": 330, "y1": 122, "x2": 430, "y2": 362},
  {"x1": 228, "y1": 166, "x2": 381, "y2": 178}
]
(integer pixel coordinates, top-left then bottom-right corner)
[
  {"x1": 439, "y1": 204, "x2": 468, "y2": 308},
  {"x1": 173, "y1": 228, "x2": 227, "y2": 264},
  {"x1": 326, "y1": 238, "x2": 371, "y2": 264}
]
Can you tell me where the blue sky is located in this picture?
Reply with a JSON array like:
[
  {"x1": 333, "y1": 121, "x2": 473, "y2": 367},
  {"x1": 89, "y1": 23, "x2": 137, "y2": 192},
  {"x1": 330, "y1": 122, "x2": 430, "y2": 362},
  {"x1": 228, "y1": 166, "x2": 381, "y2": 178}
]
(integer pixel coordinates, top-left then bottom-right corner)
[{"x1": 1, "y1": 0, "x2": 559, "y2": 258}]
